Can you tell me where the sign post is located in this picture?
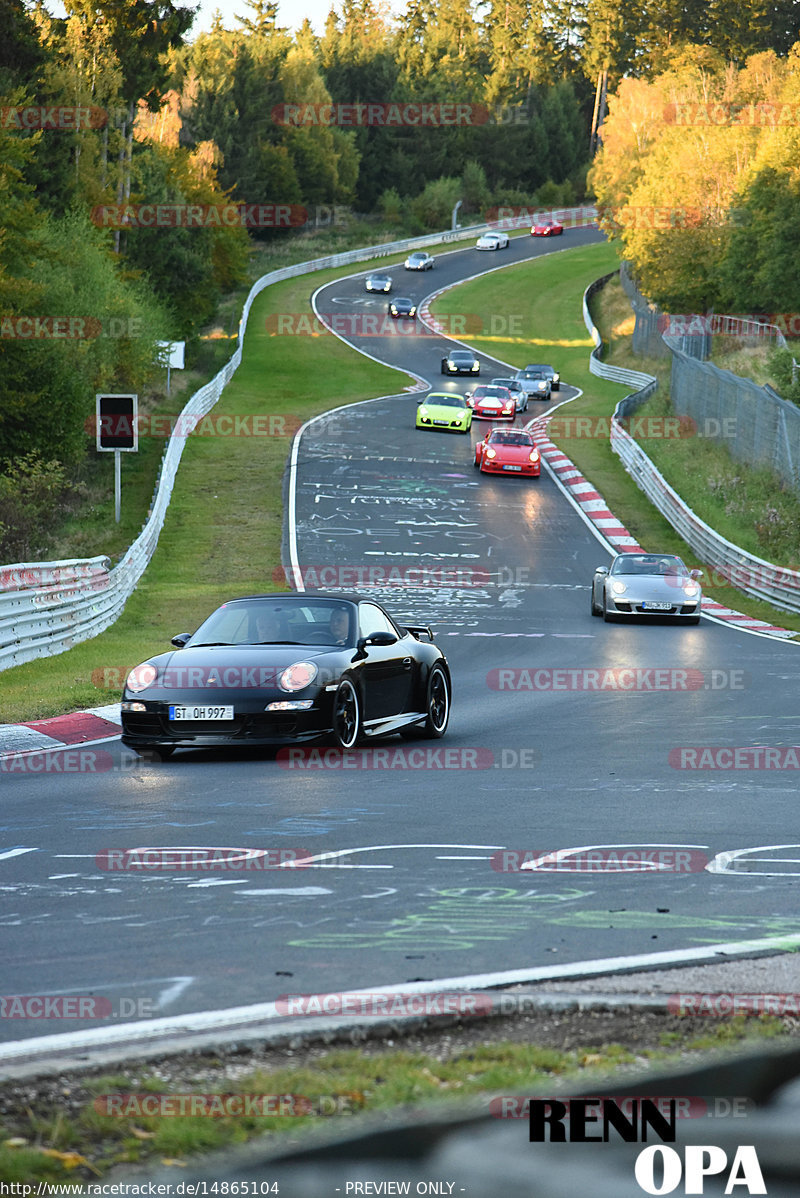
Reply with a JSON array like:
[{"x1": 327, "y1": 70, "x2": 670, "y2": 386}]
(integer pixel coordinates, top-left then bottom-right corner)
[
  {"x1": 96, "y1": 394, "x2": 138, "y2": 523},
  {"x1": 155, "y1": 341, "x2": 185, "y2": 395}
]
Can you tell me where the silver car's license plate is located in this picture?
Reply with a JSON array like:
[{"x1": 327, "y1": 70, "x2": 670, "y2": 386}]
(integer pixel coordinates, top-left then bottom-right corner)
[
  {"x1": 641, "y1": 602, "x2": 672, "y2": 610},
  {"x1": 503, "y1": 464, "x2": 522, "y2": 471},
  {"x1": 169, "y1": 705, "x2": 234, "y2": 720}
]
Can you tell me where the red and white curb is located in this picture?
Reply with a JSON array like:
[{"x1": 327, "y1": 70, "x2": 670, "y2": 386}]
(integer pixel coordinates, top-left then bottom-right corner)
[
  {"x1": 0, "y1": 704, "x2": 121, "y2": 760},
  {"x1": 527, "y1": 414, "x2": 797, "y2": 641}
]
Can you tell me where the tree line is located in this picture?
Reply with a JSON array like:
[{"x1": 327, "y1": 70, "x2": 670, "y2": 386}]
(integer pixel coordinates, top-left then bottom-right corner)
[{"x1": 589, "y1": 43, "x2": 800, "y2": 321}]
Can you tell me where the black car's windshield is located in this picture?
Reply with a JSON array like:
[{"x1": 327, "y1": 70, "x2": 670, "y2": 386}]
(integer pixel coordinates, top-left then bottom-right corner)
[
  {"x1": 612, "y1": 555, "x2": 686, "y2": 576},
  {"x1": 188, "y1": 600, "x2": 357, "y2": 647}
]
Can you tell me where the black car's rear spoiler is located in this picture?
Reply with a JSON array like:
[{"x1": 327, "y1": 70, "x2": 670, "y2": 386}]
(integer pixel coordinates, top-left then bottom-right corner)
[{"x1": 405, "y1": 624, "x2": 434, "y2": 642}]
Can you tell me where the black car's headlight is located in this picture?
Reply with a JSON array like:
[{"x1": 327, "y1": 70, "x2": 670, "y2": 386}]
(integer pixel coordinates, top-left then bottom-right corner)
[
  {"x1": 279, "y1": 661, "x2": 318, "y2": 692},
  {"x1": 126, "y1": 663, "x2": 158, "y2": 692}
]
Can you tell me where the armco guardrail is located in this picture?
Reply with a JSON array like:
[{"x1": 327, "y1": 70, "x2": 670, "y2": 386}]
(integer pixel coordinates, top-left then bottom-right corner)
[
  {"x1": 582, "y1": 273, "x2": 655, "y2": 390},
  {"x1": 580, "y1": 271, "x2": 800, "y2": 615},
  {"x1": 0, "y1": 209, "x2": 595, "y2": 673}
]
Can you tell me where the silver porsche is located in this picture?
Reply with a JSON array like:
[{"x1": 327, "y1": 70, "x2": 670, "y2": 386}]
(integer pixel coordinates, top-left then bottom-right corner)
[{"x1": 591, "y1": 553, "x2": 703, "y2": 623}]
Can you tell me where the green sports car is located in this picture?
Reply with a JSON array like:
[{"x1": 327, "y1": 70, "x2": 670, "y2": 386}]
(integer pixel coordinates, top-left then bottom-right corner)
[{"x1": 416, "y1": 393, "x2": 473, "y2": 434}]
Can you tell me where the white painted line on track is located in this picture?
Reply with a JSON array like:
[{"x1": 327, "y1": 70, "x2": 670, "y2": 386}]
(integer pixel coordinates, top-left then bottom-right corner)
[{"x1": 4, "y1": 932, "x2": 800, "y2": 1067}]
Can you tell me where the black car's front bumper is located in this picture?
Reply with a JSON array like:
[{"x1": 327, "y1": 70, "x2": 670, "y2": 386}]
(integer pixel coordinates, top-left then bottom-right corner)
[{"x1": 120, "y1": 698, "x2": 333, "y2": 748}]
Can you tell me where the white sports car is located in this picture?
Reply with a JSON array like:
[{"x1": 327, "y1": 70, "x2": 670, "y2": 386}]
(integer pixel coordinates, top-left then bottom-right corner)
[{"x1": 476, "y1": 232, "x2": 509, "y2": 250}]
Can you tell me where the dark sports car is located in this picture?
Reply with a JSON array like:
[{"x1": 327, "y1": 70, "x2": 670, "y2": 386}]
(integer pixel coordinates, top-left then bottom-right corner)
[
  {"x1": 120, "y1": 593, "x2": 451, "y2": 758},
  {"x1": 524, "y1": 362, "x2": 560, "y2": 391},
  {"x1": 441, "y1": 349, "x2": 480, "y2": 375},
  {"x1": 388, "y1": 297, "x2": 417, "y2": 318}
]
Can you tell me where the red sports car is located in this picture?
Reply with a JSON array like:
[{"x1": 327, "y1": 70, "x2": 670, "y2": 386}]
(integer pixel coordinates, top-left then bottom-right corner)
[
  {"x1": 531, "y1": 219, "x2": 563, "y2": 237},
  {"x1": 474, "y1": 428, "x2": 541, "y2": 476},
  {"x1": 465, "y1": 384, "x2": 516, "y2": 420}
]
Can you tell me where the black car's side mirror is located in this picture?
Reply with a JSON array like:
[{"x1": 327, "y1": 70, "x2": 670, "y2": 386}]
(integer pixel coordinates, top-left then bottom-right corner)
[
  {"x1": 594, "y1": 567, "x2": 609, "y2": 576},
  {"x1": 358, "y1": 631, "x2": 398, "y2": 649},
  {"x1": 171, "y1": 633, "x2": 192, "y2": 648}
]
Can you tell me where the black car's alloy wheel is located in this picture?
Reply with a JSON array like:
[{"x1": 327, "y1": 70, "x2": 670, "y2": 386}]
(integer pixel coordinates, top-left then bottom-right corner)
[
  {"x1": 333, "y1": 678, "x2": 361, "y2": 749},
  {"x1": 423, "y1": 665, "x2": 450, "y2": 738}
]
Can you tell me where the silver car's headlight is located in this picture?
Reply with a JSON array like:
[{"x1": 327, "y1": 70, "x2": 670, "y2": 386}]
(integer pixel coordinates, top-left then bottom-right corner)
[{"x1": 611, "y1": 581, "x2": 627, "y2": 596}]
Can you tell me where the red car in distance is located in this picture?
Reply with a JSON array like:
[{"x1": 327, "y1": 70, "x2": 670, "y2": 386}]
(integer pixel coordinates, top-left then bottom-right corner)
[
  {"x1": 474, "y1": 428, "x2": 541, "y2": 476},
  {"x1": 531, "y1": 219, "x2": 563, "y2": 236},
  {"x1": 465, "y1": 384, "x2": 516, "y2": 420}
]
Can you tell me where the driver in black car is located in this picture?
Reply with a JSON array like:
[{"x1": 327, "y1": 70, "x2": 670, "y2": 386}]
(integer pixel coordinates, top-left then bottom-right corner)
[
  {"x1": 329, "y1": 609, "x2": 350, "y2": 645},
  {"x1": 253, "y1": 608, "x2": 284, "y2": 643}
]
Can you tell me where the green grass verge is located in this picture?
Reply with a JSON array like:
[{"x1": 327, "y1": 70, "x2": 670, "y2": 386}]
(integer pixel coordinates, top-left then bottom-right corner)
[
  {"x1": 0, "y1": 1018, "x2": 790, "y2": 1183},
  {"x1": 431, "y1": 243, "x2": 800, "y2": 634},
  {"x1": 0, "y1": 264, "x2": 411, "y2": 724}
]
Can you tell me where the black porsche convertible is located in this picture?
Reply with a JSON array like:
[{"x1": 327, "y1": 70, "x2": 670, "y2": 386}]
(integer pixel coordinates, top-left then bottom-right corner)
[{"x1": 120, "y1": 592, "x2": 451, "y2": 758}]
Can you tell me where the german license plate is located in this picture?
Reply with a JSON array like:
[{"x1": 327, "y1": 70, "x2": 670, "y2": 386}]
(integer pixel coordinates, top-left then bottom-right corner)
[
  {"x1": 642, "y1": 602, "x2": 671, "y2": 610},
  {"x1": 434, "y1": 420, "x2": 448, "y2": 425},
  {"x1": 503, "y1": 464, "x2": 522, "y2": 471},
  {"x1": 169, "y1": 705, "x2": 234, "y2": 720}
]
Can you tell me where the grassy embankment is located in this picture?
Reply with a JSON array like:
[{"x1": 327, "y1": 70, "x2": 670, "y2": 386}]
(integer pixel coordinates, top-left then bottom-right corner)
[{"x1": 0, "y1": 1018, "x2": 791, "y2": 1183}]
